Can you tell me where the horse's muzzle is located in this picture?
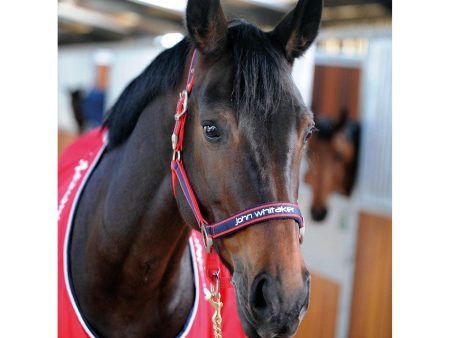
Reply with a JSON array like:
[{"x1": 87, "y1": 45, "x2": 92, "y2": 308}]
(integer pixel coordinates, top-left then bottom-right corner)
[
  {"x1": 311, "y1": 206, "x2": 328, "y2": 222},
  {"x1": 244, "y1": 271, "x2": 311, "y2": 338}
]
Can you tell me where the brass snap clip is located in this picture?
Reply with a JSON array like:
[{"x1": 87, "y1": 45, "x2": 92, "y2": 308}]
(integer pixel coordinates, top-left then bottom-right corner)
[{"x1": 205, "y1": 269, "x2": 223, "y2": 338}]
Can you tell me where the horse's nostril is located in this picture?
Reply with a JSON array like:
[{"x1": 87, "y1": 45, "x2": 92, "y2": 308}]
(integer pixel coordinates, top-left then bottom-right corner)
[
  {"x1": 248, "y1": 272, "x2": 309, "y2": 337},
  {"x1": 250, "y1": 273, "x2": 278, "y2": 319},
  {"x1": 253, "y1": 276, "x2": 267, "y2": 310},
  {"x1": 311, "y1": 206, "x2": 328, "y2": 221}
]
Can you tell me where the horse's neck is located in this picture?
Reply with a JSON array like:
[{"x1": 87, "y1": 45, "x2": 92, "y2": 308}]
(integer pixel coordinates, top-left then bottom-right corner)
[{"x1": 71, "y1": 92, "x2": 195, "y2": 337}]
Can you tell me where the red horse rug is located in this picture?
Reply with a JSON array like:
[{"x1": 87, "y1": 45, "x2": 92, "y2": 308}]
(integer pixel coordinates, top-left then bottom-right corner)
[{"x1": 58, "y1": 128, "x2": 245, "y2": 337}]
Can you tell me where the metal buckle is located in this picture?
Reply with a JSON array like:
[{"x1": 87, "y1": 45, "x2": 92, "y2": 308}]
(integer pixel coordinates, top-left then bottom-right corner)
[
  {"x1": 201, "y1": 224, "x2": 213, "y2": 253},
  {"x1": 299, "y1": 226, "x2": 305, "y2": 244},
  {"x1": 172, "y1": 150, "x2": 181, "y2": 161},
  {"x1": 171, "y1": 133, "x2": 178, "y2": 150},
  {"x1": 174, "y1": 90, "x2": 188, "y2": 121}
]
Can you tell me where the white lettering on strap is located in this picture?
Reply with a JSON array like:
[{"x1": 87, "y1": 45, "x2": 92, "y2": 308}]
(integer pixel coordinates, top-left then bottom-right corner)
[
  {"x1": 235, "y1": 213, "x2": 253, "y2": 226},
  {"x1": 234, "y1": 206, "x2": 296, "y2": 226}
]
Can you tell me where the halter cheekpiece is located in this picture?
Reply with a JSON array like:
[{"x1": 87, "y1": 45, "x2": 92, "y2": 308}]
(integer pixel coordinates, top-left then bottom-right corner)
[{"x1": 170, "y1": 49, "x2": 305, "y2": 253}]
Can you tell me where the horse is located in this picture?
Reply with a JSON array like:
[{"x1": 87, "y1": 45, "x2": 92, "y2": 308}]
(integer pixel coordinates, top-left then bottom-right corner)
[
  {"x1": 305, "y1": 108, "x2": 360, "y2": 221},
  {"x1": 58, "y1": 0, "x2": 323, "y2": 337}
]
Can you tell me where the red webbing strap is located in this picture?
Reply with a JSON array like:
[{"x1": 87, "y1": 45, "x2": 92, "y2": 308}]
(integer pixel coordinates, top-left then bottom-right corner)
[
  {"x1": 206, "y1": 249, "x2": 233, "y2": 287},
  {"x1": 170, "y1": 49, "x2": 207, "y2": 227},
  {"x1": 170, "y1": 49, "x2": 232, "y2": 288},
  {"x1": 171, "y1": 159, "x2": 208, "y2": 226},
  {"x1": 171, "y1": 49, "x2": 199, "y2": 194},
  {"x1": 172, "y1": 50, "x2": 198, "y2": 152}
]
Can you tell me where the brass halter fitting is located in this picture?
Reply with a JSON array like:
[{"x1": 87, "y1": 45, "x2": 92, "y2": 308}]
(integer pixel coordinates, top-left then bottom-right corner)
[
  {"x1": 201, "y1": 224, "x2": 214, "y2": 253},
  {"x1": 174, "y1": 90, "x2": 188, "y2": 121},
  {"x1": 300, "y1": 226, "x2": 305, "y2": 243}
]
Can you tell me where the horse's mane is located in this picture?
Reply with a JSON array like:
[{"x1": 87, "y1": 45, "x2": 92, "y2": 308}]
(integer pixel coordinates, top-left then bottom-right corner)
[
  {"x1": 103, "y1": 38, "x2": 190, "y2": 148},
  {"x1": 104, "y1": 21, "x2": 288, "y2": 149}
]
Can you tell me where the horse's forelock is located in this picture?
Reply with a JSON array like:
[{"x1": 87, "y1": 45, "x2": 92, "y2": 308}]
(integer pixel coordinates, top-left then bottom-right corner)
[{"x1": 228, "y1": 22, "x2": 294, "y2": 123}]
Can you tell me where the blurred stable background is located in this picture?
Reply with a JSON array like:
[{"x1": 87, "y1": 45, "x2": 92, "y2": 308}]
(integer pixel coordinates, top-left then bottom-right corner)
[{"x1": 58, "y1": 1, "x2": 392, "y2": 338}]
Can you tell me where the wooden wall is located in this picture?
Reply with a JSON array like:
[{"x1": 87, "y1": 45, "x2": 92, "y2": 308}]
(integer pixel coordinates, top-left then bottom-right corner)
[
  {"x1": 294, "y1": 272, "x2": 340, "y2": 338},
  {"x1": 294, "y1": 212, "x2": 391, "y2": 338},
  {"x1": 312, "y1": 65, "x2": 360, "y2": 120},
  {"x1": 348, "y1": 212, "x2": 392, "y2": 338}
]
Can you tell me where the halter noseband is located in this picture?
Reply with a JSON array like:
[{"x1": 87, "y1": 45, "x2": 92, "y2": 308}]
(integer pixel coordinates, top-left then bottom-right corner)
[{"x1": 170, "y1": 49, "x2": 305, "y2": 253}]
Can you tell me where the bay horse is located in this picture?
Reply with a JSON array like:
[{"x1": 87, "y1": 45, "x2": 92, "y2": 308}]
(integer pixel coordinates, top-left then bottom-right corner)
[
  {"x1": 59, "y1": 0, "x2": 323, "y2": 337},
  {"x1": 306, "y1": 108, "x2": 360, "y2": 221}
]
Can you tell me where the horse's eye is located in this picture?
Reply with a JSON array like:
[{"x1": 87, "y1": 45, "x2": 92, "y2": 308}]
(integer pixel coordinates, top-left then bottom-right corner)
[
  {"x1": 304, "y1": 126, "x2": 316, "y2": 143},
  {"x1": 202, "y1": 123, "x2": 221, "y2": 141}
]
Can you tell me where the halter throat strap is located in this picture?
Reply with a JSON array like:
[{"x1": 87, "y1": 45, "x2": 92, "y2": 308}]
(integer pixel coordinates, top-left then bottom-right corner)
[{"x1": 170, "y1": 49, "x2": 305, "y2": 254}]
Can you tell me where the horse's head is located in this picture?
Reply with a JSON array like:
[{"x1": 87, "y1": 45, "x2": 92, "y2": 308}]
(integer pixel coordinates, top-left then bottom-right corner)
[
  {"x1": 306, "y1": 109, "x2": 360, "y2": 221},
  {"x1": 175, "y1": 1, "x2": 322, "y2": 337}
]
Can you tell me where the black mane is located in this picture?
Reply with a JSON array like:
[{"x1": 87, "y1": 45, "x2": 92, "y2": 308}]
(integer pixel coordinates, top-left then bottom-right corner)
[
  {"x1": 104, "y1": 21, "x2": 289, "y2": 148},
  {"x1": 103, "y1": 38, "x2": 190, "y2": 148}
]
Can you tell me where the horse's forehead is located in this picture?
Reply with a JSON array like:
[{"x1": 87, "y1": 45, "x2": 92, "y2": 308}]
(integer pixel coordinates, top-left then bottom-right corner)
[
  {"x1": 240, "y1": 111, "x2": 297, "y2": 148},
  {"x1": 201, "y1": 71, "x2": 303, "y2": 120}
]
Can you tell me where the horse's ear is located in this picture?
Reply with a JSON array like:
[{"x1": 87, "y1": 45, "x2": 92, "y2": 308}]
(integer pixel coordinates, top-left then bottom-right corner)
[
  {"x1": 334, "y1": 107, "x2": 349, "y2": 132},
  {"x1": 186, "y1": 0, "x2": 228, "y2": 58},
  {"x1": 270, "y1": 0, "x2": 323, "y2": 62}
]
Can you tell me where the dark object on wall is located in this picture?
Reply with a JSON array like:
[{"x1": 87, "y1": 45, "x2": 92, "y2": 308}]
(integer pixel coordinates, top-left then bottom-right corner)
[{"x1": 69, "y1": 89, "x2": 85, "y2": 133}]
